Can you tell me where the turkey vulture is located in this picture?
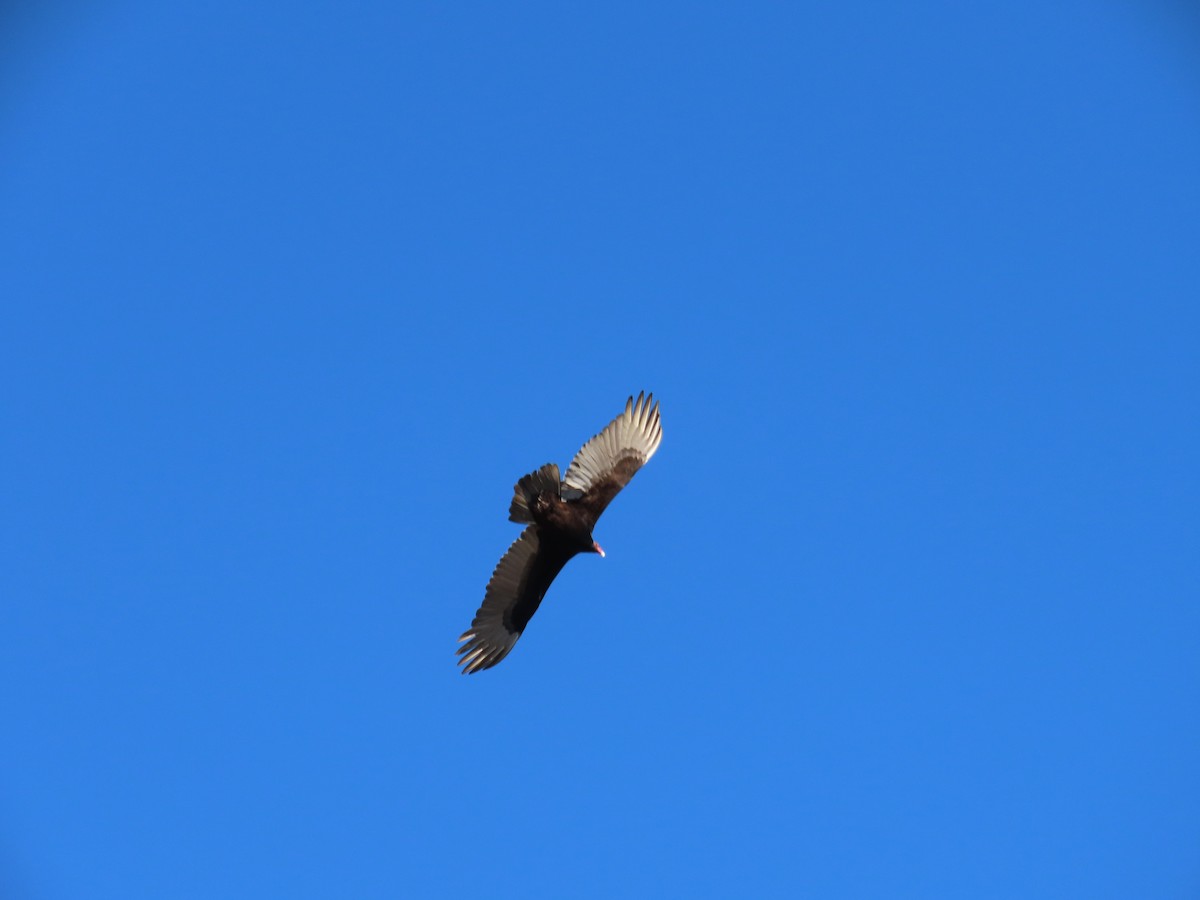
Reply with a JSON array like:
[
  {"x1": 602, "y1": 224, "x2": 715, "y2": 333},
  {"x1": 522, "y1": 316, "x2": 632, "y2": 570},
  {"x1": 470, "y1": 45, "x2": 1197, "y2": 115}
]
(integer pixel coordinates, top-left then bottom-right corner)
[{"x1": 456, "y1": 392, "x2": 663, "y2": 674}]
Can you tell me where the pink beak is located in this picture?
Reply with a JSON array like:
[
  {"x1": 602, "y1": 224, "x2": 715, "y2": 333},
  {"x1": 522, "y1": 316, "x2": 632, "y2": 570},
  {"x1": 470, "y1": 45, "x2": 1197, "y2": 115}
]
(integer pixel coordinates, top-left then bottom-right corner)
[{"x1": 593, "y1": 541, "x2": 605, "y2": 557}]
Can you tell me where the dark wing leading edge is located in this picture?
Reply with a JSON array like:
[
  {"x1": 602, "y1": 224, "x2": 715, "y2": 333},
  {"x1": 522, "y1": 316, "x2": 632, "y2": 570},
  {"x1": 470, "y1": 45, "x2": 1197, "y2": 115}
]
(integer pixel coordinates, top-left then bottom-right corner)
[
  {"x1": 563, "y1": 391, "x2": 663, "y2": 526},
  {"x1": 456, "y1": 526, "x2": 574, "y2": 674}
]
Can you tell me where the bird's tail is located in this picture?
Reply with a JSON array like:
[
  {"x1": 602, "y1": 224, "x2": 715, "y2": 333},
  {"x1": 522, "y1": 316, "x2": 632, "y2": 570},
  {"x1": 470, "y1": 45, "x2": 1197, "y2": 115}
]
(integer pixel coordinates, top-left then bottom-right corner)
[{"x1": 508, "y1": 463, "x2": 561, "y2": 523}]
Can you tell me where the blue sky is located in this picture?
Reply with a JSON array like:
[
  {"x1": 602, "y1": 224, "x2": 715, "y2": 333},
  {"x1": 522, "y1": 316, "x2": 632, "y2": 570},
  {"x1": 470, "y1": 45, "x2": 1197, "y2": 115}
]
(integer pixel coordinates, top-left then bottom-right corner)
[{"x1": 2, "y1": 2, "x2": 1198, "y2": 897}]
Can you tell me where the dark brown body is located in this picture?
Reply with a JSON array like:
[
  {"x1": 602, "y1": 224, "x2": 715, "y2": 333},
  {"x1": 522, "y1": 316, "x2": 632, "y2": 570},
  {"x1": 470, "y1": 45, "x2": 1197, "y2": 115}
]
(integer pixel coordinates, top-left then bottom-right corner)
[
  {"x1": 532, "y1": 491, "x2": 600, "y2": 554},
  {"x1": 504, "y1": 489, "x2": 599, "y2": 635}
]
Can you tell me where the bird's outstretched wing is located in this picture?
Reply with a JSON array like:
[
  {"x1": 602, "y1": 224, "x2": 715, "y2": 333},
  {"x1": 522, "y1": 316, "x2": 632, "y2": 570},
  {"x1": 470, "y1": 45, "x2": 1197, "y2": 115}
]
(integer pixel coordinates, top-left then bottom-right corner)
[
  {"x1": 563, "y1": 392, "x2": 663, "y2": 526},
  {"x1": 456, "y1": 526, "x2": 573, "y2": 674}
]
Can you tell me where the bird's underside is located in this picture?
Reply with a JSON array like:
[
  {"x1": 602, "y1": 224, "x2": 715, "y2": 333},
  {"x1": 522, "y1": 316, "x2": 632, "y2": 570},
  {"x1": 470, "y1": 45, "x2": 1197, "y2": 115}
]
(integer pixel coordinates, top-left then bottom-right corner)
[{"x1": 457, "y1": 392, "x2": 662, "y2": 674}]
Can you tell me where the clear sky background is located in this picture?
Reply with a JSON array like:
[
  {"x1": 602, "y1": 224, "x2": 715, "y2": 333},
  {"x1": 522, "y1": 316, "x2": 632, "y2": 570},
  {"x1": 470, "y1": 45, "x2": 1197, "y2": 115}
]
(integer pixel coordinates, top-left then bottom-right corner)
[{"x1": 2, "y1": 2, "x2": 1198, "y2": 898}]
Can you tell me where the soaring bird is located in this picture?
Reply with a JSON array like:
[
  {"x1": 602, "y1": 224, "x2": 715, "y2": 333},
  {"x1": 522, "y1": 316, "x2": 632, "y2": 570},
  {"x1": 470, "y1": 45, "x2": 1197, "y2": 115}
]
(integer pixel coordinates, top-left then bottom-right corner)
[{"x1": 456, "y1": 392, "x2": 663, "y2": 674}]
